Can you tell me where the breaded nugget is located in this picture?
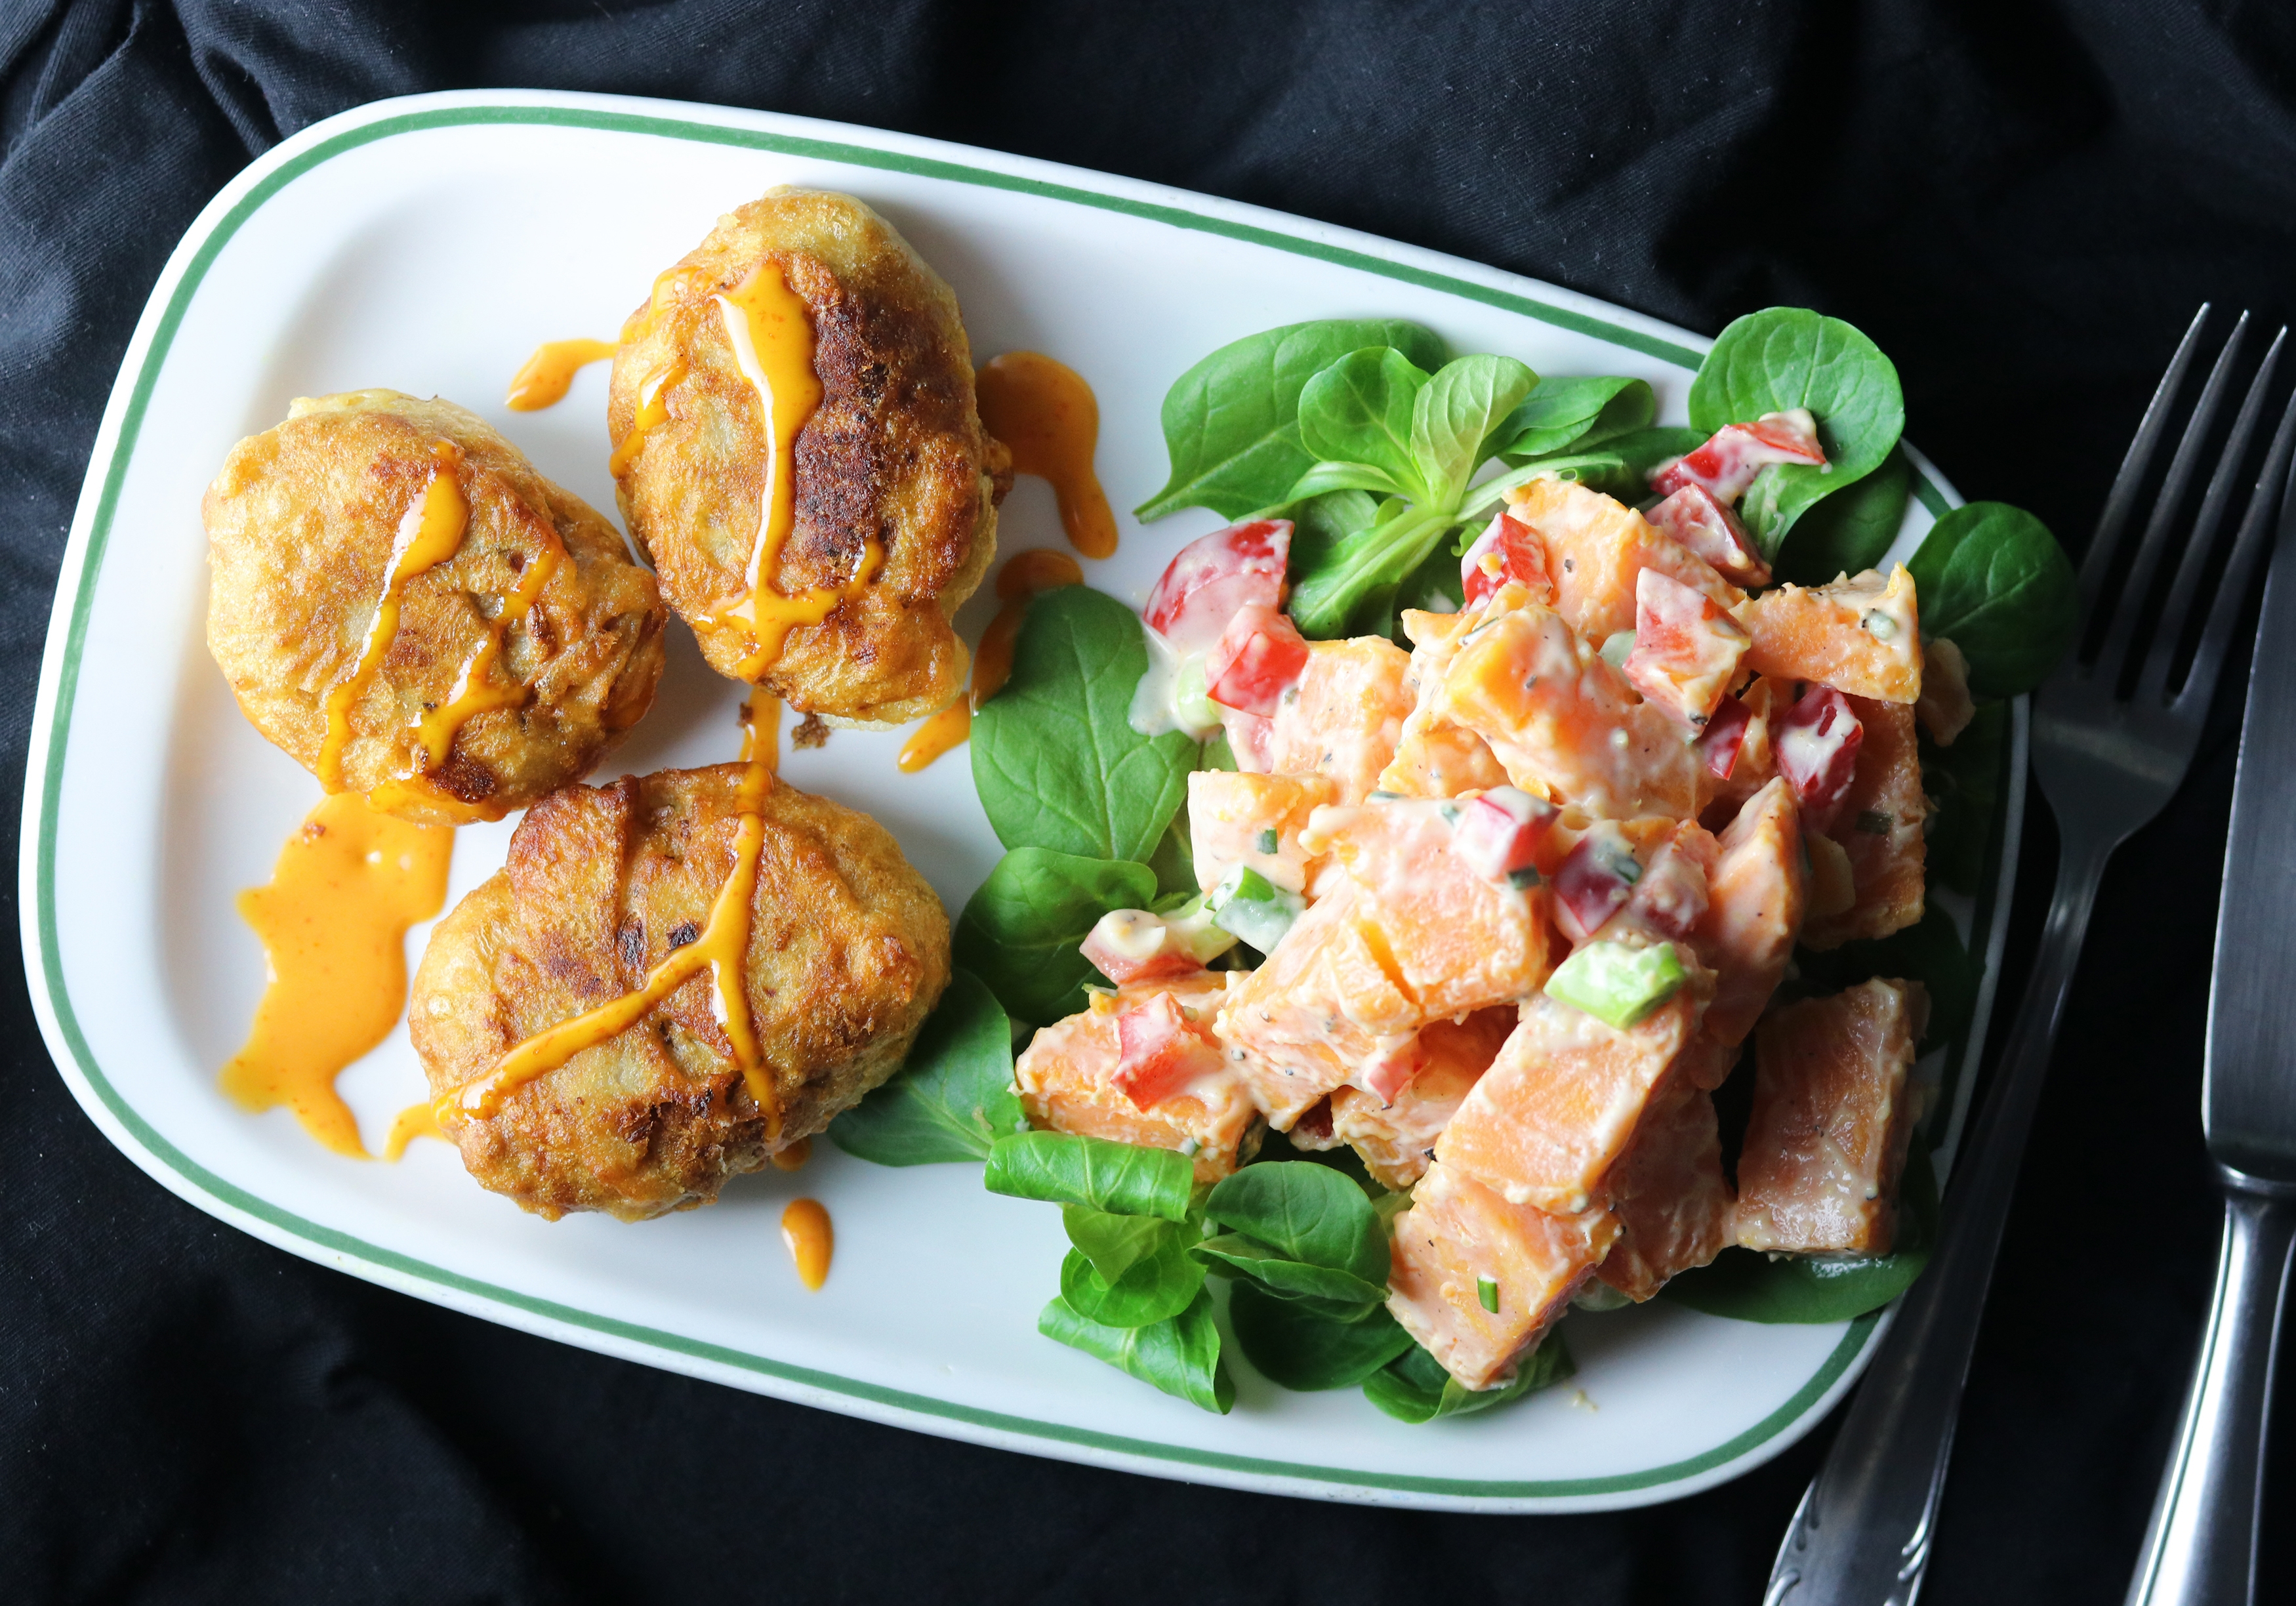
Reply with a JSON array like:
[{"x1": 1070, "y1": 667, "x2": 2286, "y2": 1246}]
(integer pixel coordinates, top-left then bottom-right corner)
[
  {"x1": 411, "y1": 764, "x2": 950, "y2": 1220},
  {"x1": 608, "y1": 188, "x2": 1010, "y2": 728},
  {"x1": 204, "y1": 390, "x2": 666, "y2": 825}
]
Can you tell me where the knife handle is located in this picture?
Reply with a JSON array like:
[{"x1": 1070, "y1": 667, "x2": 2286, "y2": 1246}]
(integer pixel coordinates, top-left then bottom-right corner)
[{"x1": 2125, "y1": 1178, "x2": 2296, "y2": 1606}]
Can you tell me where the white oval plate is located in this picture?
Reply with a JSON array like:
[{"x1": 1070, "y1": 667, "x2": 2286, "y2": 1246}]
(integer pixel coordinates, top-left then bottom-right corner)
[{"x1": 17, "y1": 90, "x2": 2026, "y2": 1512}]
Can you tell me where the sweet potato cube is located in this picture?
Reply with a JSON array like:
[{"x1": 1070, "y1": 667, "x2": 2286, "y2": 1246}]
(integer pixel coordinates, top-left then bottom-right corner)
[
  {"x1": 1436, "y1": 602, "x2": 1699, "y2": 820},
  {"x1": 1385, "y1": 1159, "x2": 1616, "y2": 1391},
  {"x1": 1735, "y1": 566, "x2": 1923, "y2": 704},
  {"x1": 1187, "y1": 770, "x2": 1338, "y2": 896},
  {"x1": 1692, "y1": 777, "x2": 1806, "y2": 1044},
  {"x1": 1329, "y1": 1008, "x2": 1514, "y2": 1189},
  {"x1": 1624, "y1": 567, "x2": 1751, "y2": 726},
  {"x1": 1736, "y1": 979, "x2": 1929, "y2": 1254},
  {"x1": 1801, "y1": 697, "x2": 1926, "y2": 949},
  {"x1": 1267, "y1": 635, "x2": 1414, "y2": 804},
  {"x1": 1437, "y1": 975, "x2": 1702, "y2": 1214},
  {"x1": 1595, "y1": 1081, "x2": 1734, "y2": 1301},
  {"x1": 1377, "y1": 606, "x2": 1511, "y2": 798},
  {"x1": 1505, "y1": 476, "x2": 1742, "y2": 644},
  {"x1": 1015, "y1": 973, "x2": 1256, "y2": 1182}
]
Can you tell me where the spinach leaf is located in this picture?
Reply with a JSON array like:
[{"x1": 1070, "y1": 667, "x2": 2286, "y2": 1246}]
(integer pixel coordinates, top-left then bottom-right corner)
[
  {"x1": 985, "y1": 1130, "x2": 1196, "y2": 1220},
  {"x1": 972, "y1": 586, "x2": 1198, "y2": 864},
  {"x1": 1194, "y1": 1235, "x2": 1389, "y2": 1309},
  {"x1": 1059, "y1": 1235, "x2": 1206, "y2": 1328},
  {"x1": 1362, "y1": 1330, "x2": 1576, "y2": 1423},
  {"x1": 1288, "y1": 501, "x2": 1454, "y2": 639},
  {"x1": 1040, "y1": 1287, "x2": 1235, "y2": 1413},
  {"x1": 1661, "y1": 1145, "x2": 1938, "y2": 1323},
  {"x1": 1795, "y1": 907, "x2": 1977, "y2": 1058},
  {"x1": 1228, "y1": 1281, "x2": 1414, "y2": 1390},
  {"x1": 1297, "y1": 347, "x2": 1432, "y2": 497},
  {"x1": 829, "y1": 971, "x2": 1022, "y2": 1164},
  {"x1": 1137, "y1": 319, "x2": 1448, "y2": 521},
  {"x1": 1688, "y1": 308, "x2": 1905, "y2": 556},
  {"x1": 1410, "y1": 354, "x2": 1538, "y2": 506},
  {"x1": 1202, "y1": 1162, "x2": 1389, "y2": 1285},
  {"x1": 954, "y1": 848, "x2": 1155, "y2": 1025},
  {"x1": 1774, "y1": 446, "x2": 1912, "y2": 587},
  {"x1": 1921, "y1": 700, "x2": 2009, "y2": 897},
  {"x1": 1495, "y1": 376, "x2": 1654, "y2": 460},
  {"x1": 1147, "y1": 810, "x2": 1197, "y2": 903},
  {"x1": 1907, "y1": 501, "x2": 2078, "y2": 695}
]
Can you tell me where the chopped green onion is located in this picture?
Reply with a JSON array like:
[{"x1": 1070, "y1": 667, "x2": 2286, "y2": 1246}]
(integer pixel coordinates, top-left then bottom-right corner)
[
  {"x1": 1477, "y1": 1275, "x2": 1500, "y2": 1313},
  {"x1": 1255, "y1": 827, "x2": 1279, "y2": 854},
  {"x1": 1209, "y1": 863, "x2": 1304, "y2": 954},
  {"x1": 1546, "y1": 941, "x2": 1687, "y2": 1029}
]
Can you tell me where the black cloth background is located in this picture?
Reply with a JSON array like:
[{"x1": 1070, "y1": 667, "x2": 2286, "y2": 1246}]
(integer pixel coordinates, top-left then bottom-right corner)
[{"x1": 3, "y1": 3, "x2": 2293, "y2": 1601}]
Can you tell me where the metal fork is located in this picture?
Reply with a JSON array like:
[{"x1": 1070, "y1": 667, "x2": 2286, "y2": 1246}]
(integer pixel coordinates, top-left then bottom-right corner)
[{"x1": 1766, "y1": 305, "x2": 2296, "y2": 1606}]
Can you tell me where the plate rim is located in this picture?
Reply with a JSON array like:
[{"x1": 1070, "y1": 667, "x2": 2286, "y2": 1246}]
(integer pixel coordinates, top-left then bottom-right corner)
[{"x1": 14, "y1": 87, "x2": 2020, "y2": 1512}]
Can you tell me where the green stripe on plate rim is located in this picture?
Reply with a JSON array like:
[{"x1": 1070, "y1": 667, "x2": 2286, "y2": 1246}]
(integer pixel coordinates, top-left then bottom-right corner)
[{"x1": 31, "y1": 98, "x2": 1947, "y2": 1500}]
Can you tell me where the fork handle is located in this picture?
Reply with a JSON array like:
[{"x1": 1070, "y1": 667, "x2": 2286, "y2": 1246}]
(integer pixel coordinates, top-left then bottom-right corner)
[
  {"x1": 1767, "y1": 844, "x2": 2107, "y2": 1606},
  {"x1": 2125, "y1": 1178, "x2": 2296, "y2": 1606}
]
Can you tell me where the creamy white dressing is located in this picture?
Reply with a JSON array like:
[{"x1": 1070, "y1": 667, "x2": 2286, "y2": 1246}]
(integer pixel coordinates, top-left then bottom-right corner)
[{"x1": 1128, "y1": 627, "x2": 1224, "y2": 739}]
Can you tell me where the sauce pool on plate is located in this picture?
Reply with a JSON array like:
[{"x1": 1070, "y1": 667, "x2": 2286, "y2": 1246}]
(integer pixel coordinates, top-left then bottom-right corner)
[{"x1": 974, "y1": 351, "x2": 1117, "y2": 560}]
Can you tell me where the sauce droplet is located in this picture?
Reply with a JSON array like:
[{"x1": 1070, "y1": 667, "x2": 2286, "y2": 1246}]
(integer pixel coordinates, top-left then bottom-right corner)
[
  {"x1": 737, "y1": 683, "x2": 781, "y2": 772},
  {"x1": 897, "y1": 548, "x2": 1083, "y2": 772},
  {"x1": 781, "y1": 1197, "x2": 833, "y2": 1290},
  {"x1": 769, "y1": 1135, "x2": 811, "y2": 1172},
  {"x1": 505, "y1": 338, "x2": 617, "y2": 411},
  {"x1": 382, "y1": 1099, "x2": 447, "y2": 1161},
  {"x1": 705, "y1": 260, "x2": 879, "y2": 679},
  {"x1": 318, "y1": 442, "x2": 470, "y2": 791},
  {"x1": 975, "y1": 352, "x2": 1117, "y2": 559},
  {"x1": 606, "y1": 267, "x2": 704, "y2": 476},
  {"x1": 221, "y1": 793, "x2": 455, "y2": 1156}
]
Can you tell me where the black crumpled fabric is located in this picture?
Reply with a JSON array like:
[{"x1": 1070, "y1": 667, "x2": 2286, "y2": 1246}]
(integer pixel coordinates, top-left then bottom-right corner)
[{"x1": 3, "y1": 3, "x2": 2293, "y2": 1601}]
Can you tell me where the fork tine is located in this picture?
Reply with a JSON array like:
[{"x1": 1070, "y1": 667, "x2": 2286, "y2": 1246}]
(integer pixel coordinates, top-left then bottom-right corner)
[
  {"x1": 2080, "y1": 304, "x2": 2215, "y2": 624},
  {"x1": 2176, "y1": 379, "x2": 2296, "y2": 711},
  {"x1": 2137, "y1": 326, "x2": 2288, "y2": 701},
  {"x1": 2093, "y1": 311, "x2": 2249, "y2": 676}
]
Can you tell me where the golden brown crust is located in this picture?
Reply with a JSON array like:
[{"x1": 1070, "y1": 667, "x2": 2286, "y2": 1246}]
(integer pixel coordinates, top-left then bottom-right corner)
[
  {"x1": 410, "y1": 764, "x2": 951, "y2": 1221},
  {"x1": 607, "y1": 188, "x2": 1009, "y2": 728},
  {"x1": 203, "y1": 390, "x2": 667, "y2": 825}
]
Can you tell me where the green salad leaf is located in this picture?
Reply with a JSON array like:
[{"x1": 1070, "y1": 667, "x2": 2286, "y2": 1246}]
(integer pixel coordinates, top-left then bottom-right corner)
[
  {"x1": 1662, "y1": 1144, "x2": 1938, "y2": 1323},
  {"x1": 1773, "y1": 445, "x2": 1913, "y2": 587},
  {"x1": 1040, "y1": 1287, "x2": 1235, "y2": 1413},
  {"x1": 1200, "y1": 1162, "x2": 1391, "y2": 1286},
  {"x1": 985, "y1": 1131, "x2": 1196, "y2": 1221},
  {"x1": 1063, "y1": 1205, "x2": 1175, "y2": 1284},
  {"x1": 1410, "y1": 354, "x2": 1538, "y2": 506},
  {"x1": 1298, "y1": 347, "x2": 1431, "y2": 495},
  {"x1": 1362, "y1": 1330, "x2": 1575, "y2": 1423},
  {"x1": 829, "y1": 971, "x2": 1021, "y2": 1164},
  {"x1": 1494, "y1": 375, "x2": 1654, "y2": 461},
  {"x1": 1688, "y1": 308, "x2": 1906, "y2": 556},
  {"x1": 1193, "y1": 1235, "x2": 1389, "y2": 1309},
  {"x1": 1059, "y1": 1232, "x2": 1205, "y2": 1328},
  {"x1": 1908, "y1": 501, "x2": 2079, "y2": 695},
  {"x1": 1136, "y1": 319, "x2": 1448, "y2": 521},
  {"x1": 1921, "y1": 701, "x2": 2009, "y2": 897},
  {"x1": 972, "y1": 586, "x2": 1198, "y2": 865},
  {"x1": 1474, "y1": 426, "x2": 1704, "y2": 531},
  {"x1": 954, "y1": 848, "x2": 1154, "y2": 1025},
  {"x1": 1228, "y1": 1282, "x2": 1414, "y2": 1390}
]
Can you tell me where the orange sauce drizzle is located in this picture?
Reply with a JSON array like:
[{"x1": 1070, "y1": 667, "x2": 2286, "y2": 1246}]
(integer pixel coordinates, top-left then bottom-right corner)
[
  {"x1": 782, "y1": 1198, "x2": 833, "y2": 1289},
  {"x1": 770, "y1": 1136, "x2": 811, "y2": 1173},
  {"x1": 438, "y1": 753, "x2": 780, "y2": 1134},
  {"x1": 897, "y1": 548, "x2": 1083, "y2": 772},
  {"x1": 408, "y1": 528, "x2": 567, "y2": 773},
  {"x1": 383, "y1": 1100, "x2": 446, "y2": 1160},
  {"x1": 606, "y1": 266, "x2": 704, "y2": 476},
  {"x1": 705, "y1": 260, "x2": 880, "y2": 679},
  {"x1": 220, "y1": 792, "x2": 454, "y2": 1157},
  {"x1": 318, "y1": 443, "x2": 470, "y2": 791},
  {"x1": 975, "y1": 352, "x2": 1117, "y2": 559},
  {"x1": 505, "y1": 338, "x2": 617, "y2": 411},
  {"x1": 737, "y1": 683, "x2": 781, "y2": 772}
]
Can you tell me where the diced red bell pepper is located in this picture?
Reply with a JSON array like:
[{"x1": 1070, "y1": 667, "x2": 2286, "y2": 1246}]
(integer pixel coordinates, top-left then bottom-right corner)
[
  {"x1": 1554, "y1": 822, "x2": 1645, "y2": 943},
  {"x1": 1357, "y1": 1032, "x2": 1428, "y2": 1106},
  {"x1": 1651, "y1": 408, "x2": 1828, "y2": 503},
  {"x1": 1112, "y1": 991, "x2": 1225, "y2": 1111},
  {"x1": 1774, "y1": 685, "x2": 1864, "y2": 828},
  {"x1": 1143, "y1": 519, "x2": 1292, "y2": 653},
  {"x1": 1619, "y1": 837, "x2": 1710, "y2": 939},
  {"x1": 1294, "y1": 1097, "x2": 1335, "y2": 1143},
  {"x1": 1623, "y1": 568, "x2": 1752, "y2": 726},
  {"x1": 1696, "y1": 694, "x2": 1753, "y2": 780},
  {"x1": 1449, "y1": 785, "x2": 1560, "y2": 882},
  {"x1": 1459, "y1": 512, "x2": 1552, "y2": 609},
  {"x1": 1647, "y1": 485, "x2": 1771, "y2": 587},
  {"x1": 1206, "y1": 602, "x2": 1310, "y2": 716},
  {"x1": 1081, "y1": 909, "x2": 1205, "y2": 987}
]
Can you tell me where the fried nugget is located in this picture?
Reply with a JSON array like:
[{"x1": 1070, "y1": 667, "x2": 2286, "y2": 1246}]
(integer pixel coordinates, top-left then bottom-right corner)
[
  {"x1": 608, "y1": 188, "x2": 1010, "y2": 728},
  {"x1": 412, "y1": 764, "x2": 951, "y2": 1220},
  {"x1": 204, "y1": 390, "x2": 667, "y2": 825}
]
